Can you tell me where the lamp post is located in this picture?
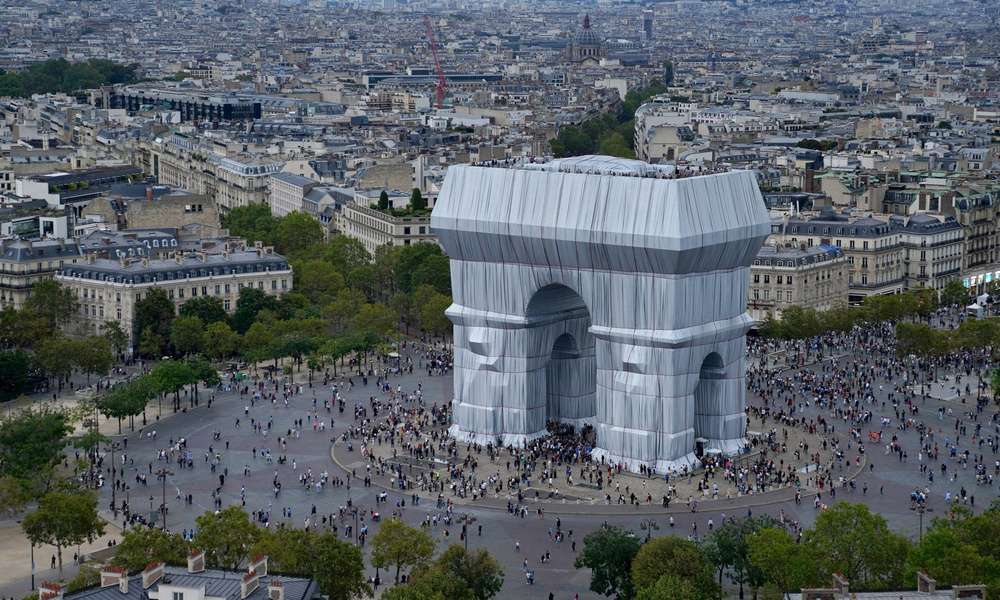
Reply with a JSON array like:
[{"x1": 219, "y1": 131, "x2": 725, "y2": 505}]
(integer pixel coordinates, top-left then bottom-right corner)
[
  {"x1": 639, "y1": 518, "x2": 659, "y2": 543},
  {"x1": 456, "y1": 514, "x2": 477, "y2": 551},
  {"x1": 30, "y1": 539, "x2": 34, "y2": 591},
  {"x1": 156, "y1": 468, "x2": 174, "y2": 531},
  {"x1": 910, "y1": 497, "x2": 932, "y2": 543}
]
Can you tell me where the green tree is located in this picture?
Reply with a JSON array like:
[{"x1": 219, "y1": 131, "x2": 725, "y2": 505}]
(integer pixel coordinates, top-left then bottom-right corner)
[
  {"x1": 384, "y1": 544, "x2": 503, "y2": 600},
  {"x1": 221, "y1": 204, "x2": 276, "y2": 246},
  {"x1": 635, "y1": 575, "x2": 699, "y2": 600},
  {"x1": 747, "y1": 526, "x2": 819, "y2": 595},
  {"x1": 111, "y1": 527, "x2": 191, "y2": 572},
  {"x1": 150, "y1": 360, "x2": 196, "y2": 412},
  {"x1": 134, "y1": 288, "x2": 176, "y2": 344},
  {"x1": 369, "y1": 518, "x2": 437, "y2": 584},
  {"x1": 324, "y1": 288, "x2": 367, "y2": 335},
  {"x1": 378, "y1": 190, "x2": 390, "y2": 211},
  {"x1": 703, "y1": 517, "x2": 769, "y2": 599},
  {"x1": 803, "y1": 501, "x2": 911, "y2": 590},
  {"x1": 550, "y1": 138, "x2": 567, "y2": 158},
  {"x1": 0, "y1": 349, "x2": 31, "y2": 401},
  {"x1": 599, "y1": 131, "x2": 636, "y2": 159},
  {"x1": 71, "y1": 336, "x2": 115, "y2": 382},
  {"x1": 394, "y1": 243, "x2": 446, "y2": 295},
  {"x1": 940, "y1": 280, "x2": 969, "y2": 308},
  {"x1": 574, "y1": 525, "x2": 642, "y2": 600},
  {"x1": 100, "y1": 321, "x2": 130, "y2": 357},
  {"x1": 353, "y1": 302, "x2": 396, "y2": 336},
  {"x1": 557, "y1": 126, "x2": 595, "y2": 156},
  {"x1": 664, "y1": 60, "x2": 674, "y2": 86},
  {"x1": 170, "y1": 315, "x2": 205, "y2": 356},
  {"x1": 203, "y1": 321, "x2": 240, "y2": 360},
  {"x1": 22, "y1": 491, "x2": 106, "y2": 576},
  {"x1": 138, "y1": 326, "x2": 168, "y2": 359},
  {"x1": 179, "y1": 296, "x2": 228, "y2": 325},
  {"x1": 194, "y1": 505, "x2": 262, "y2": 570},
  {"x1": 0, "y1": 475, "x2": 30, "y2": 518},
  {"x1": 410, "y1": 188, "x2": 426, "y2": 211},
  {"x1": 230, "y1": 287, "x2": 279, "y2": 335},
  {"x1": 274, "y1": 211, "x2": 324, "y2": 259},
  {"x1": 313, "y1": 533, "x2": 373, "y2": 600},
  {"x1": 0, "y1": 408, "x2": 72, "y2": 491},
  {"x1": 321, "y1": 236, "x2": 370, "y2": 278},
  {"x1": 632, "y1": 535, "x2": 717, "y2": 600},
  {"x1": 420, "y1": 292, "x2": 453, "y2": 336},
  {"x1": 293, "y1": 259, "x2": 346, "y2": 307},
  {"x1": 905, "y1": 528, "x2": 994, "y2": 590},
  {"x1": 99, "y1": 376, "x2": 154, "y2": 434},
  {"x1": 412, "y1": 253, "x2": 452, "y2": 297},
  {"x1": 26, "y1": 279, "x2": 80, "y2": 331},
  {"x1": 0, "y1": 306, "x2": 53, "y2": 349}
]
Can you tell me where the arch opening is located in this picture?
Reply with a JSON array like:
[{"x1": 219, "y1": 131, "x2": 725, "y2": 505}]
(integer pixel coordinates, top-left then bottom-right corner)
[
  {"x1": 693, "y1": 352, "x2": 726, "y2": 457},
  {"x1": 525, "y1": 285, "x2": 596, "y2": 429}
]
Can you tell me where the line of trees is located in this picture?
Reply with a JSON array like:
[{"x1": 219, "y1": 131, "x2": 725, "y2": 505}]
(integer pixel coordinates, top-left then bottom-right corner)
[
  {"x1": 759, "y1": 281, "x2": 969, "y2": 340},
  {"x1": 576, "y1": 501, "x2": 1000, "y2": 600},
  {"x1": 550, "y1": 81, "x2": 669, "y2": 159},
  {"x1": 107, "y1": 507, "x2": 503, "y2": 600},
  {"x1": 0, "y1": 58, "x2": 139, "y2": 98}
]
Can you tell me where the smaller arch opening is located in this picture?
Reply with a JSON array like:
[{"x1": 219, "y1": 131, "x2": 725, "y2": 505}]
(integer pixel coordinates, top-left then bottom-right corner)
[
  {"x1": 700, "y1": 352, "x2": 725, "y2": 379},
  {"x1": 551, "y1": 333, "x2": 580, "y2": 359}
]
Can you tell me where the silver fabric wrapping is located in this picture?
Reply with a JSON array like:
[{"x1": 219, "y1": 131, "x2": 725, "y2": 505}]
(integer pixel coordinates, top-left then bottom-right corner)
[{"x1": 432, "y1": 158, "x2": 770, "y2": 473}]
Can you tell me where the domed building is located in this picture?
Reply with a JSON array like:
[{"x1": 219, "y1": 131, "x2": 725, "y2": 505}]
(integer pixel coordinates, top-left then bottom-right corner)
[{"x1": 565, "y1": 13, "x2": 606, "y2": 65}]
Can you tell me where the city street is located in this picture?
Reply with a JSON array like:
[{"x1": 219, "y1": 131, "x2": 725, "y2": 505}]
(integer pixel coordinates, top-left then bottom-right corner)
[{"x1": 0, "y1": 331, "x2": 996, "y2": 600}]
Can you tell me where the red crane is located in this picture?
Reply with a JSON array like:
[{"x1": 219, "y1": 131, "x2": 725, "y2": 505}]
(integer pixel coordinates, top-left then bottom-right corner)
[{"x1": 424, "y1": 15, "x2": 447, "y2": 109}]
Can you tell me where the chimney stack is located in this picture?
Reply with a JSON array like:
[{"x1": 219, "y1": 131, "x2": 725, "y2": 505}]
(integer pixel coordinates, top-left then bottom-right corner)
[
  {"x1": 248, "y1": 555, "x2": 268, "y2": 578},
  {"x1": 39, "y1": 583, "x2": 63, "y2": 600},
  {"x1": 240, "y1": 571, "x2": 259, "y2": 599},
  {"x1": 267, "y1": 580, "x2": 283, "y2": 600},
  {"x1": 187, "y1": 548, "x2": 206, "y2": 573},
  {"x1": 142, "y1": 561, "x2": 165, "y2": 589},
  {"x1": 100, "y1": 566, "x2": 128, "y2": 593}
]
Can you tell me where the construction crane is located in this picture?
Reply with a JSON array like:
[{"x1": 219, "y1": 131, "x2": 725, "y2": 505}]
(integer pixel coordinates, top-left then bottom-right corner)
[{"x1": 424, "y1": 15, "x2": 447, "y2": 109}]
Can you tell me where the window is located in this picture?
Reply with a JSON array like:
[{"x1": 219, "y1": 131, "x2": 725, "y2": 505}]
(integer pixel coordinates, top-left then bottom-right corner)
[
  {"x1": 136, "y1": 294, "x2": 141, "y2": 302},
  {"x1": 763, "y1": 275, "x2": 770, "y2": 284},
  {"x1": 215, "y1": 285, "x2": 220, "y2": 295},
  {"x1": 258, "y1": 281, "x2": 264, "y2": 290},
  {"x1": 786, "y1": 276, "x2": 792, "y2": 285},
  {"x1": 192, "y1": 287, "x2": 197, "y2": 297},
  {"x1": 763, "y1": 290, "x2": 770, "y2": 301},
  {"x1": 862, "y1": 275, "x2": 868, "y2": 285},
  {"x1": 786, "y1": 291, "x2": 792, "y2": 302},
  {"x1": 849, "y1": 241, "x2": 855, "y2": 249},
  {"x1": 862, "y1": 258, "x2": 869, "y2": 268},
  {"x1": 404, "y1": 227, "x2": 411, "y2": 235},
  {"x1": 224, "y1": 299, "x2": 231, "y2": 311},
  {"x1": 777, "y1": 276, "x2": 783, "y2": 284},
  {"x1": 173, "y1": 592, "x2": 184, "y2": 600},
  {"x1": 178, "y1": 288, "x2": 184, "y2": 298},
  {"x1": 169, "y1": 290, "x2": 175, "y2": 299},
  {"x1": 281, "y1": 279, "x2": 287, "y2": 289},
  {"x1": 99, "y1": 306, "x2": 104, "y2": 318},
  {"x1": 225, "y1": 284, "x2": 231, "y2": 294},
  {"x1": 863, "y1": 241, "x2": 869, "y2": 250},
  {"x1": 272, "y1": 280, "x2": 277, "y2": 290},
  {"x1": 116, "y1": 292, "x2": 121, "y2": 303},
  {"x1": 753, "y1": 274, "x2": 760, "y2": 283},
  {"x1": 753, "y1": 289, "x2": 759, "y2": 300},
  {"x1": 202, "y1": 286, "x2": 207, "y2": 296},
  {"x1": 116, "y1": 308, "x2": 122, "y2": 320}
]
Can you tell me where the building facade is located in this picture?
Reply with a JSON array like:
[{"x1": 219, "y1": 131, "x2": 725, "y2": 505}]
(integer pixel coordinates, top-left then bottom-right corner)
[
  {"x1": 55, "y1": 245, "x2": 291, "y2": 340},
  {"x1": 749, "y1": 243, "x2": 849, "y2": 322},
  {"x1": 269, "y1": 172, "x2": 317, "y2": 218},
  {"x1": 0, "y1": 237, "x2": 82, "y2": 310},
  {"x1": 340, "y1": 203, "x2": 436, "y2": 257}
]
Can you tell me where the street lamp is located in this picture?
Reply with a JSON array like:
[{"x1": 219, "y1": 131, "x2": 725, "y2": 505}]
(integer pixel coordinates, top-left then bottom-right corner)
[
  {"x1": 456, "y1": 514, "x2": 477, "y2": 551},
  {"x1": 156, "y1": 468, "x2": 174, "y2": 531},
  {"x1": 639, "y1": 518, "x2": 659, "y2": 543},
  {"x1": 349, "y1": 503, "x2": 366, "y2": 545},
  {"x1": 910, "y1": 497, "x2": 932, "y2": 543}
]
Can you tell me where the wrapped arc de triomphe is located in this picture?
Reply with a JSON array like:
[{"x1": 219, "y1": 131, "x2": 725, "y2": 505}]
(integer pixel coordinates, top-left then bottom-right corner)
[{"x1": 431, "y1": 156, "x2": 771, "y2": 473}]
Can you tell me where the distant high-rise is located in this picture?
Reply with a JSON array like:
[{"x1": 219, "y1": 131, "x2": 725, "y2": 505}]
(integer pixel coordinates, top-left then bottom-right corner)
[{"x1": 642, "y1": 10, "x2": 653, "y2": 41}]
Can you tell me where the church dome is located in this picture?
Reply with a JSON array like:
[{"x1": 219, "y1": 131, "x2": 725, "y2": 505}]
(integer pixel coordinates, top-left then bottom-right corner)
[{"x1": 573, "y1": 13, "x2": 601, "y2": 46}]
